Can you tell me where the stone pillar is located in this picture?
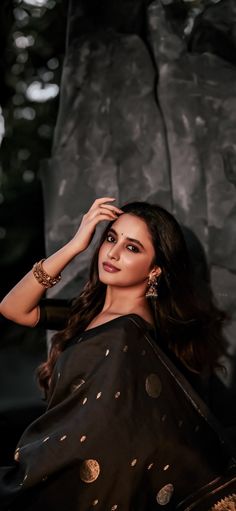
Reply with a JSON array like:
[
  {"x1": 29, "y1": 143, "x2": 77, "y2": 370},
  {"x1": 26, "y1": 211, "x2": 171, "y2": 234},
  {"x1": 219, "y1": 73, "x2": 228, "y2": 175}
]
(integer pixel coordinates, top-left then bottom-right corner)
[
  {"x1": 40, "y1": 0, "x2": 236, "y2": 391},
  {"x1": 40, "y1": 0, "x2": 171, "y2": 298},
  {"x1": 147, "y1": 0, "x2": 236, "y2": 387}
]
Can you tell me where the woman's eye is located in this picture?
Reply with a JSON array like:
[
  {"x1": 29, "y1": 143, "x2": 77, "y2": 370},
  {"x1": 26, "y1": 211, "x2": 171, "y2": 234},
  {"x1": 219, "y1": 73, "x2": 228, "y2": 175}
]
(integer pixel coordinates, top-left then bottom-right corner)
[
  {"x1": 127, "y1": 245, "x2": 139, "y2": 253},
  {"x1": 106, "y1": 234, "x2": 114, "y2": 242},
  {"x1": 106, "y1": 234, "x2": 139, "y2": 253}
]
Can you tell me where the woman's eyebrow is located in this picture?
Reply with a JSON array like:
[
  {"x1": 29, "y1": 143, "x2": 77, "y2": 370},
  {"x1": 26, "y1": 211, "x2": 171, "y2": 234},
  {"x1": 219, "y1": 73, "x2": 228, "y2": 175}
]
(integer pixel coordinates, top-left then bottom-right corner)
[{"x1": 108, "y1": 228, "x2": 145, "y2": 250}]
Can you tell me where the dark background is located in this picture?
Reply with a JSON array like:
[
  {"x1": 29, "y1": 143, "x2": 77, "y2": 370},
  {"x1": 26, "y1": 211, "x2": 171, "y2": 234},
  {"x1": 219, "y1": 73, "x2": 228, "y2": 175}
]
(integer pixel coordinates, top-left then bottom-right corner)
[{"x1": 0, "y1": 0, "x2": 67, "y2": 463}]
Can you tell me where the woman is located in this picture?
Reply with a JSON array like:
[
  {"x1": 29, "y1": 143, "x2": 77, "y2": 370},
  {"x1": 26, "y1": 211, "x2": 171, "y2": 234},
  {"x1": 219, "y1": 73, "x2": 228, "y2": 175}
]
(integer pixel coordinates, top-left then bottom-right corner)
[{"x1": 0, "y1": 197, "x2": 235, "y2": 511}]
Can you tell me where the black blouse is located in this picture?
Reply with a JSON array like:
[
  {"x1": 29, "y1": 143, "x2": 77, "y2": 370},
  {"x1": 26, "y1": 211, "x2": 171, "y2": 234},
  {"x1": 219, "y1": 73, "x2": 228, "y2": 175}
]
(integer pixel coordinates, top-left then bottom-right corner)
[{"x1": 0, "y1": 314, "x2": 235, "y2": 510}]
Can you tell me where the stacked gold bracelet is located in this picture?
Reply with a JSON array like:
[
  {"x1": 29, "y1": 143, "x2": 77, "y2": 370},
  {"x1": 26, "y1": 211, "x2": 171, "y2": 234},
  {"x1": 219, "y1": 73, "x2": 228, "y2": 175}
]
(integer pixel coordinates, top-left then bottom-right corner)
[{"x1": 32, "y1": 259, "x2": 62, "y2": 288}]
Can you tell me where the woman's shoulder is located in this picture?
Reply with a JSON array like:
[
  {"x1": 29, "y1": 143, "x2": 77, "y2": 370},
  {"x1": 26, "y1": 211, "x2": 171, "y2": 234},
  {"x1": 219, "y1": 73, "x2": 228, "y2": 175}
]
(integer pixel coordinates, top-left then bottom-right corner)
[
  {"x1": 50, "y1": 314, "x2": 156, "y2": 403},
  {"x1": 64, "y1": 313, "x2": 155, "y2": 355}
]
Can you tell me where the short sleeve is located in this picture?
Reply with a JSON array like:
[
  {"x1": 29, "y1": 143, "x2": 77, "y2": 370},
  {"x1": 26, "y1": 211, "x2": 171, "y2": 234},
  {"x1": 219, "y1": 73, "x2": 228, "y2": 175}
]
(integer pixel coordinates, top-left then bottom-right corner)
[{"x1": 36, "y1": 298, "x2": 73, "y2": 330}]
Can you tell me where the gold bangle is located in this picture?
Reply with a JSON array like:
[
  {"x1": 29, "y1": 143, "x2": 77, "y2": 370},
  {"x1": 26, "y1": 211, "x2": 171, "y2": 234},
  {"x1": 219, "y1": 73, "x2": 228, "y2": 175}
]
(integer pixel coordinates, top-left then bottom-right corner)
[{"x1": 32, "y1": 259, "x2": 62, "y2": 289}]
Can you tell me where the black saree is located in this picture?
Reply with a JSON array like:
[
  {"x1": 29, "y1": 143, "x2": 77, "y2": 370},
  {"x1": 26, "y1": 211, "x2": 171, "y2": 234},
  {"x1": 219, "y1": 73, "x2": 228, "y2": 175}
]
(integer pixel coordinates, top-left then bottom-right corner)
[{"x1": 0, "y1": 314, "x2": 235, "y2": 510}]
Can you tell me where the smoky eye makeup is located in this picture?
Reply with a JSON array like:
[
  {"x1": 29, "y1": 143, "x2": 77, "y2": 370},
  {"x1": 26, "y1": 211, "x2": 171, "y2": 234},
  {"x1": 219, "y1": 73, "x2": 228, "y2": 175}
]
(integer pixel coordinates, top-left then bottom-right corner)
[
  {"x1": 106, "y1": 232, "x2": 140, "y2": 253},
  {"x1": 108, "y1": 227, "x2": 145, "y2": 250}
]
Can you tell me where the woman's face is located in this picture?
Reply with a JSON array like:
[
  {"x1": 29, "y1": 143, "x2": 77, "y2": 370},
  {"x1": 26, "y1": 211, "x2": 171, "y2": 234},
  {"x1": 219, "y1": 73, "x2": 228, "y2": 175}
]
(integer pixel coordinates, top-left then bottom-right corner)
[{"x1": 98, "y1": 213, "x2": 158, "y2": 289}]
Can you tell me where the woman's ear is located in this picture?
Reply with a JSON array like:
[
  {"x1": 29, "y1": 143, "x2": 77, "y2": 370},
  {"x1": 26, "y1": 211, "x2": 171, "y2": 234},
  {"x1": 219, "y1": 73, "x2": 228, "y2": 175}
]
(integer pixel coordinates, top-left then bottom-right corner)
[{"x1": 149, "y1": 266, "x2": 162, "y2": 280}]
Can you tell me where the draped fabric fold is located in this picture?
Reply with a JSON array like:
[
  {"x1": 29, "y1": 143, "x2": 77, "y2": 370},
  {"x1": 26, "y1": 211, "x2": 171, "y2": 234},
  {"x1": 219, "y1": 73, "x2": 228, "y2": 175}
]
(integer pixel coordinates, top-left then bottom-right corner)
[{"x1": 0, "y1": 314, "x2": 235, "y2": 510}]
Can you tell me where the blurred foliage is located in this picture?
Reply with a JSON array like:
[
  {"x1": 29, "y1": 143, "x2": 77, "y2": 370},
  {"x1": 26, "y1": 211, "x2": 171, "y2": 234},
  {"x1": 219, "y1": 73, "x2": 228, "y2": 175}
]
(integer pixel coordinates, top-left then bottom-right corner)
[{"x1": 0, "y1": 0, "x2": 67, "y2": 297}]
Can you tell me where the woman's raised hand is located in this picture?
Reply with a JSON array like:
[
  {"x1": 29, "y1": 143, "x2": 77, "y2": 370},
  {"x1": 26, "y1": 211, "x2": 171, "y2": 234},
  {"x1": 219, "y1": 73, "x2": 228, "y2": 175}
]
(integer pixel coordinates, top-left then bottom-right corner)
[
  {"x1": 71, "y1": 197, "x2": 123, "y2": 253},
  {"x1": 0, "y1": 197, "x2": 123, "y2": 327}
]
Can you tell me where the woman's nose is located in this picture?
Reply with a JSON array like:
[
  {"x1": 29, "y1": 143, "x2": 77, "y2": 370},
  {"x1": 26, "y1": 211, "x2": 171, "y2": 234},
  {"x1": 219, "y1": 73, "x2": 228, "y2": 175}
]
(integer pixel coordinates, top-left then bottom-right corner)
[{"x1": 107, "y1": 245, "x2": 120, "y2": 260}]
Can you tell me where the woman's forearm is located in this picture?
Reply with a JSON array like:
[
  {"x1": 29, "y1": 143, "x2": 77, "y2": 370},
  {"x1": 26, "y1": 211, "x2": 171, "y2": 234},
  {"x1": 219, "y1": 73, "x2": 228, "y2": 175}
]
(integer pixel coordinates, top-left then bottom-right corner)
[
  {"x1": 0, "y1": 239, "x2": 80, "y2": 327},
  {"x1": 0, "y1": 197, "x2": 121, "y2": 327}
]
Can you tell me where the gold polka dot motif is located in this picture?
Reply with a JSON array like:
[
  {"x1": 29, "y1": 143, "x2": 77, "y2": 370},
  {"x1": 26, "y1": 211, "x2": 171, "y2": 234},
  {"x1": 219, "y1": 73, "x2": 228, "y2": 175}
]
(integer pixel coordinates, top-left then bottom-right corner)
[
  {"x1": 80, "y1": 459, "x2": 100, "y2": 483},
  {"x1": 156, "y1": 483, "x2": 174, "y2": 505},
  {"x1": 145, "y1": 373, "x2": 162, "y2": 398},
  {"x1": 163, "y1": 464, "x2": 170, "y2": 471},
  {"x1": 70, "y1": 378, "x2": 85, "y2": 393}
]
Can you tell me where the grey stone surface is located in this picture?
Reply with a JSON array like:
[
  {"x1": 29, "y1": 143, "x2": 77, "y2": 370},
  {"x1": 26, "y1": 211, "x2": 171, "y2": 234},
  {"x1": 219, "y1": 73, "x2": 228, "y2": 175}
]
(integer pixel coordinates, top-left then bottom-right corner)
[
  {"x1": 40, "y1": 0, "x2": 236, "y2": 388},
  {"x1": 147, "y1": 0, "x2": 236, "y2": 330},
  {"x1": 41, "y1": 3, "x2": 171, "y2": 298}
]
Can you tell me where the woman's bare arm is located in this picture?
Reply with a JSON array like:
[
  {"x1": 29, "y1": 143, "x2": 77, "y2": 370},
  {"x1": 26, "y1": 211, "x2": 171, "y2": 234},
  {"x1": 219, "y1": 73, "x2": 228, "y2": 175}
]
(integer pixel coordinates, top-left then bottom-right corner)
[
  {"x1": 0, "y1": 240, "x2": 80, "y2": 327},
  {"x1": 0, "y1": 197, "x2": 122, "y2": 327}
]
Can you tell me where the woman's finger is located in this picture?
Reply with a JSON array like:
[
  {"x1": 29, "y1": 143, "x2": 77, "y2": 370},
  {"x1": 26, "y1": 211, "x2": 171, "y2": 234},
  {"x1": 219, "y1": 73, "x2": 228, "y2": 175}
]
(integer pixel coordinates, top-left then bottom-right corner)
[
  {"x1": 98, "y1": 204, "x2": 123, "y2": 214},
  {"x1": 90, "y1": 197, "x2": 116, "y2": 210},
  {"x1": 86, "y1": 207, "x2": 117, "y2": 222},
  {"x1": 97, "y1": 209, "x2": 118, "y2": 219},
  {"x1": 95, "y1": 212, "x2": 118, "y2": 223}
]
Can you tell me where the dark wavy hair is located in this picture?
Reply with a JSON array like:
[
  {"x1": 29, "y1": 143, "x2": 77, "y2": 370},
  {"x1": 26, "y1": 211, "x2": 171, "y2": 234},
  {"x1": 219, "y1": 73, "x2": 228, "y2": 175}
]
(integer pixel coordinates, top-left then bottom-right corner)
[{"x1": 37, "y1": 201, "x2": 227, "y2": 395}]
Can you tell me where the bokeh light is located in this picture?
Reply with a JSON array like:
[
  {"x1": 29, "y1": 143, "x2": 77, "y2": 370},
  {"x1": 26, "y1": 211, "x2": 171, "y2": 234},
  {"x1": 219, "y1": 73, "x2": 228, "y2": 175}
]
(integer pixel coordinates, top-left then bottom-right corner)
[
  {"x1": 0, "y1": 107, "x2": 5, "y2": 146},
  {"x1": 26, "y1": 81, "x2": 59, "y2": 102}
]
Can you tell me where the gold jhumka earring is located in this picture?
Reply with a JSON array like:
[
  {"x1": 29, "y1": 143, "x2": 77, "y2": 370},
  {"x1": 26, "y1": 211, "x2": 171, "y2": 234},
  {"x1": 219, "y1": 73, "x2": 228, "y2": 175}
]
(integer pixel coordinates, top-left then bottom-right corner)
[{"x1": 145, "y1": 274, "x2": 161, "y2": 299}]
